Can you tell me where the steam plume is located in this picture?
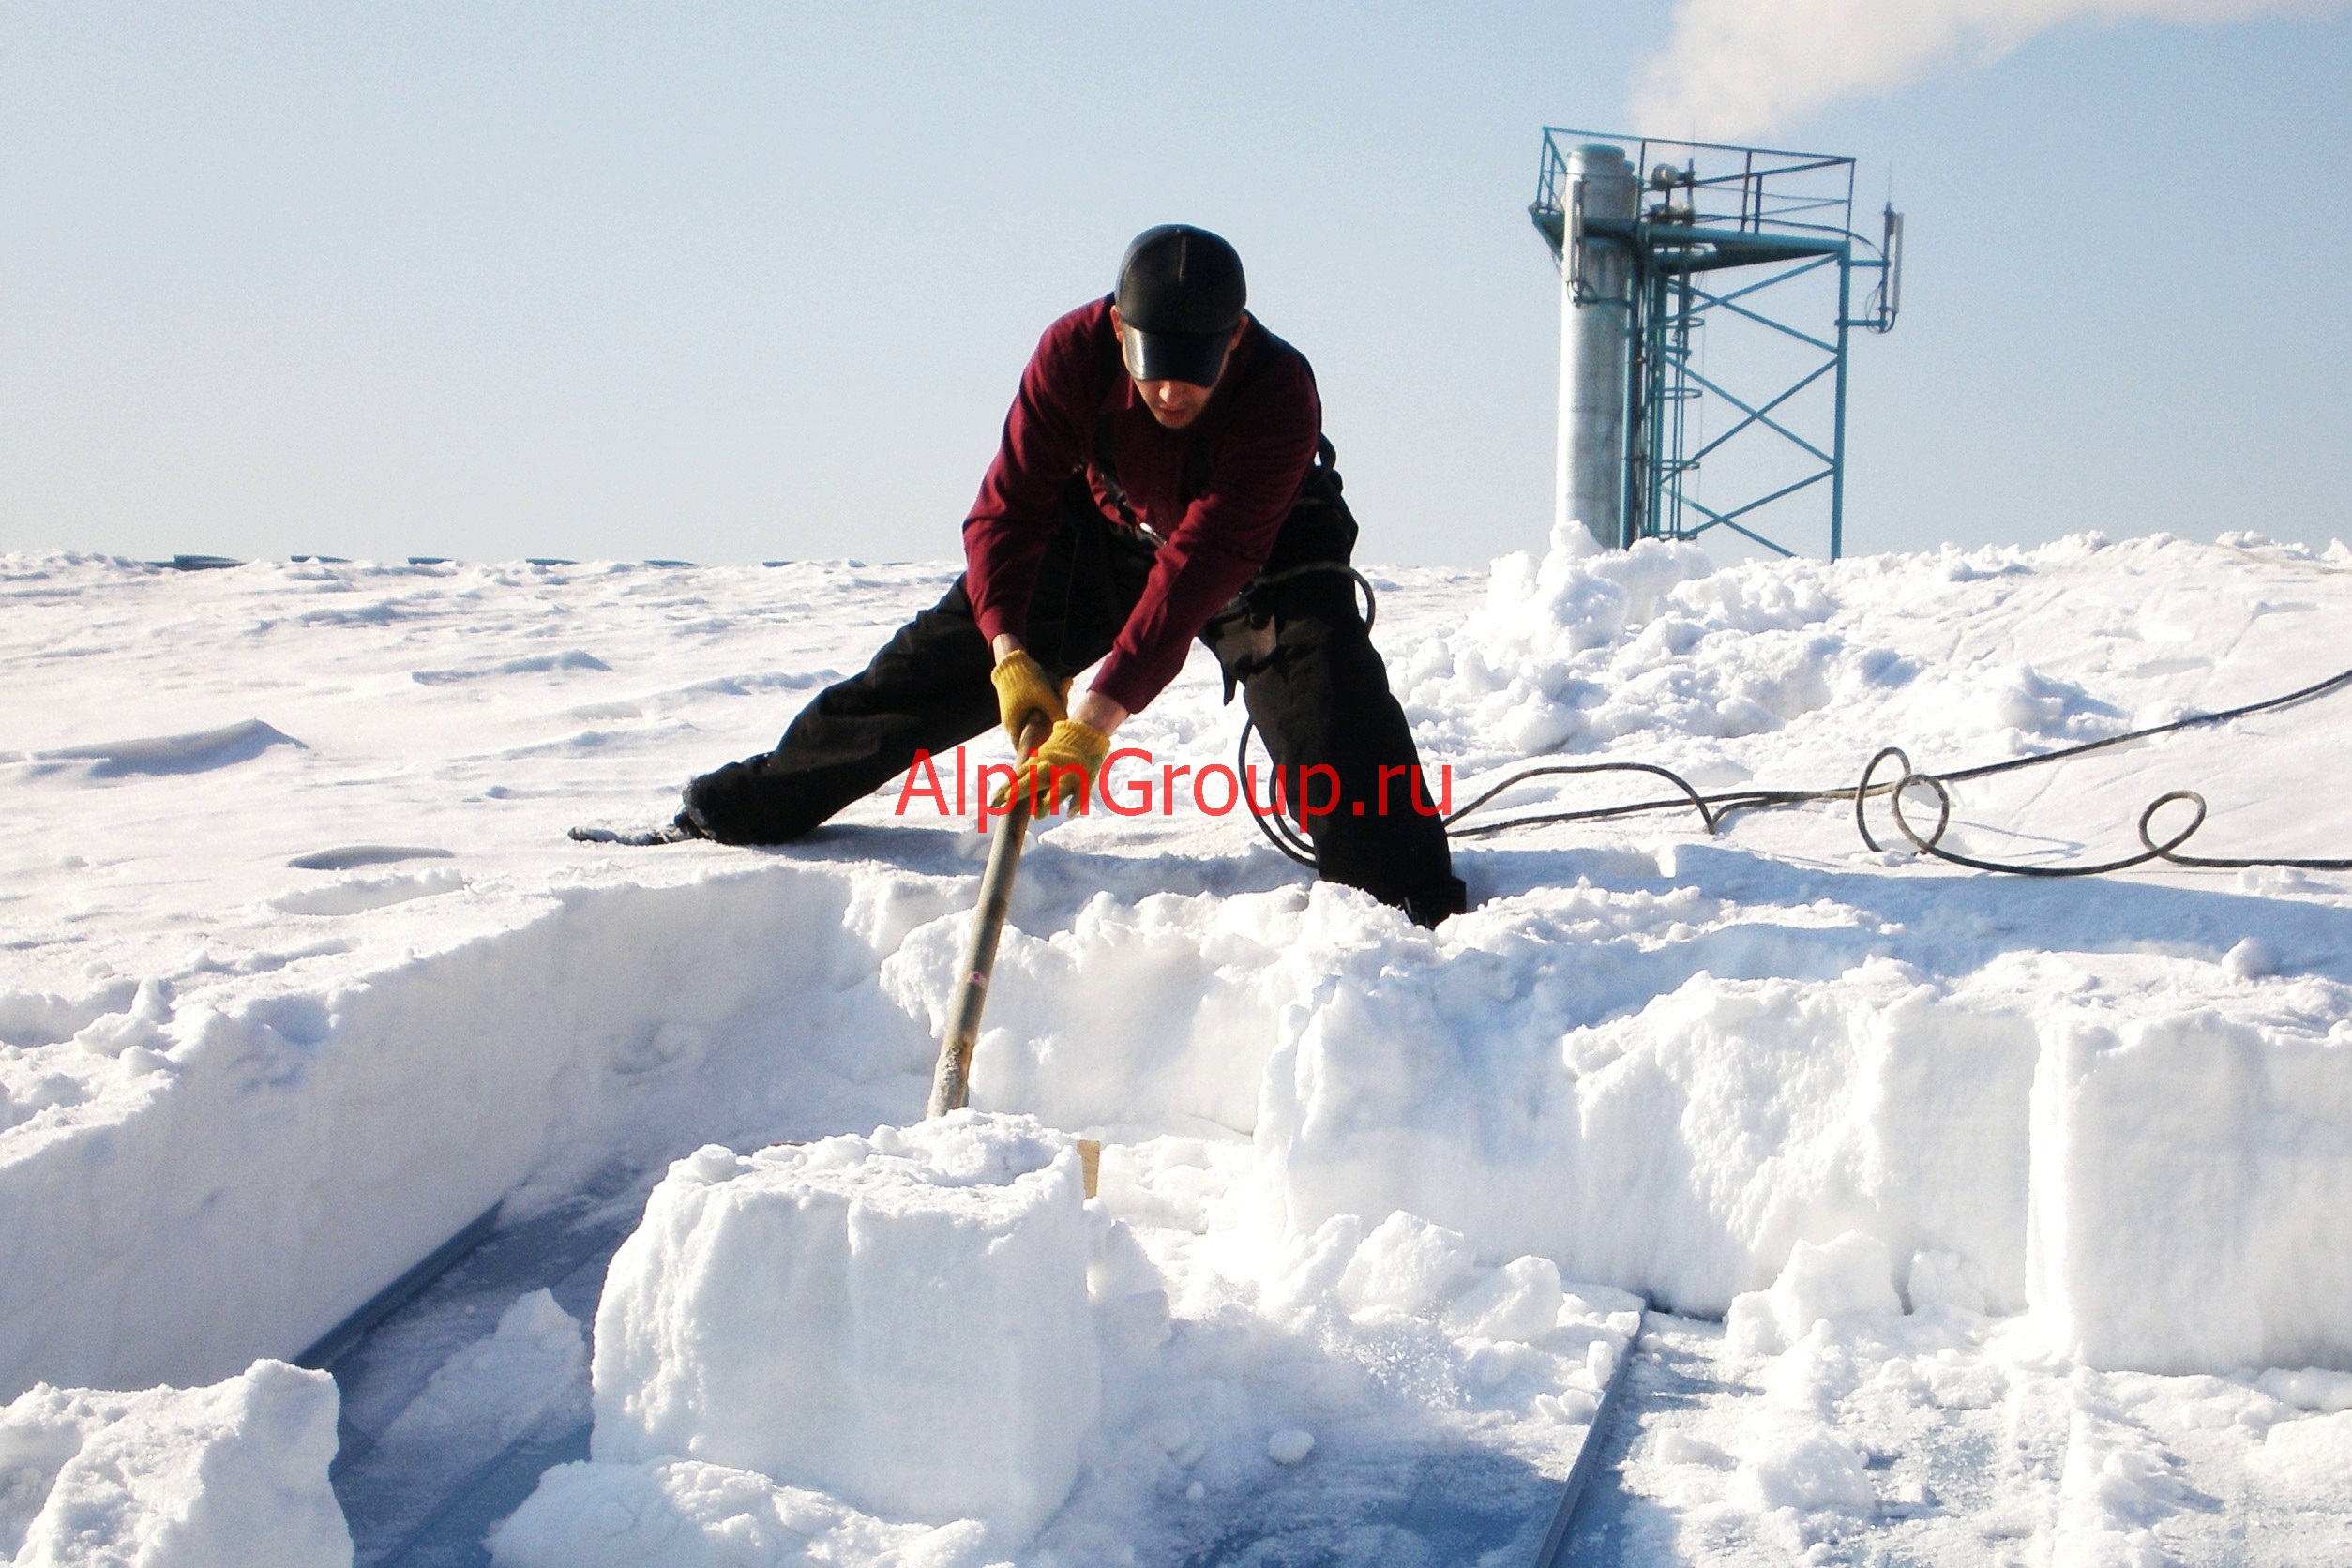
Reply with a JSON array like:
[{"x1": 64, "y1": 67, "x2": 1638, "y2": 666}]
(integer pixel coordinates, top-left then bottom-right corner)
[{"x1": 1630, "y1": 0, "x2": 2336, "y2": 142}]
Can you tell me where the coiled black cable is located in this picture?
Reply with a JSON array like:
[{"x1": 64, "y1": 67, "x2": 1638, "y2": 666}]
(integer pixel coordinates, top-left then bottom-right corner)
[{"x1": 1234, "y1": 570, "x2": 2352, "y2": 877}]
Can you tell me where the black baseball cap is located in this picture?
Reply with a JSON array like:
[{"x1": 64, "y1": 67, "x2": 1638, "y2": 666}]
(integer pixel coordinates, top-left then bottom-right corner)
[{"x1": 1114, "y1": 225, "x2": 1246, "y2": 386}]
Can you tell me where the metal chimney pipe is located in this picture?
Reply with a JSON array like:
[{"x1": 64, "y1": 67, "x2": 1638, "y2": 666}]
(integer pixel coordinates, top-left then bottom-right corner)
[{"x1": 1555, "y1": 144, "x2": 1639, "y2": 550}]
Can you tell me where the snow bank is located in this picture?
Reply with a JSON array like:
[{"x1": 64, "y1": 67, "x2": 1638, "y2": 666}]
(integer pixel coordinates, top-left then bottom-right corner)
[
  {"x1": 0, "y1": 861, "x2": 947, "y2": 1401},
  {"x1": 1253, "y1": 911, "x2": 2352, "y2": 1374},
  {"x1": 1401, "y1": 524, "x2": 1847, "y2": 761},
  {"x1": 0, "y1": 1358, "x2": 348, "y2": 1566},
  {"x1": 590, "y1": 1114, "x2": 1098, "y2": 1538},
  {"x1": 1257, "y1": 953, "x2": 2042, "y2": 1321}
]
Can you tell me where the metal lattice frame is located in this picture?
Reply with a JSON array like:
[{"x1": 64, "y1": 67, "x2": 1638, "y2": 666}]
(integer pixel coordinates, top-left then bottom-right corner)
[{"x1": 1531, "y1": 128, "x2": 1900, "y2": 560}]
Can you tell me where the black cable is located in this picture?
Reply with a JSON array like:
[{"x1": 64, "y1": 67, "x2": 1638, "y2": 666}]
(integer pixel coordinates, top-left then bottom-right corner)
[
  {"x1": 1234, "y1": 569, "x2": 2352, "y2": 876},
  {"x1": 1237, "y1": 714, "x2": 1319, "y2": 867},
  {"x1": 1229, "y1": 564, "x2": 1378, "y2": 868},
  {"x1": 1448, "y1": 762, "x2": 1723, "y2": 837}
]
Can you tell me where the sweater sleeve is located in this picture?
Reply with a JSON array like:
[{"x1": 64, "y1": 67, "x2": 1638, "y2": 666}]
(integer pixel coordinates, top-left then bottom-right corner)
[
  {"x1": 1090, "y1": 354, "x2": 1321, "y2": 714},
  {"x1": 960, "y1": 308, "x2": 1100, "y2": 650}
]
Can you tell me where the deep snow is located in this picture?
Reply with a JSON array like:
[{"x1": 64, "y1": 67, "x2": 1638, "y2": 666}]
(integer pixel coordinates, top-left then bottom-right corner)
[{"x1": 4, "y1": 524, "x2": 2352, "y2": 1563}]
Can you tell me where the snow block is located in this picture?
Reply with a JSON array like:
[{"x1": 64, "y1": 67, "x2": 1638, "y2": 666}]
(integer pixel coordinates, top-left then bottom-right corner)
[
  {"x1": 2028, "y1": 1004, "x2": 2352, "y2": 1373},
  {"x1": 0, "y1": 1358, "x2": 350, "y2": 1566},
  {"x1": 591, "y1": 1112, "x2": 1099, "y2": 1537}
]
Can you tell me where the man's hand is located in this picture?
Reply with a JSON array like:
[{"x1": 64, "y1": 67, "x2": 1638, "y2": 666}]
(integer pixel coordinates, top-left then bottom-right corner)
[
  {"x1": 991, "y1": 719, "x2": 1110, "y2": 817},
  {"x1": 1069, "y1": 686, "x2": 1128, "y2": 736},
  {"x1": 989, "y1": 650, "x2": 1070, "y2": 749}
]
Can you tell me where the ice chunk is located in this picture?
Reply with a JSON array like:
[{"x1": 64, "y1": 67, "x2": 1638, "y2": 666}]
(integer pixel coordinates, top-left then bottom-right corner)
[
  {"x1": 1975, "y1": 664, "x2": 2116, "y2": 740},
  {"x1": 1445, "y1": 1255, "x2": 1566, "y2": 1342},
  {"x1": 1266, "y1": 1429, "x2": 1315, "y2": 1466},
  {"x1": 1726, "y1": 1233, "x2": 1900, "y2": 1356},
  {"x1": 2256, "y1": 1367, "x2": 2352, "y2": 1414},
  {"x1": 1653, "y1": 1429, "x2": 1729, "y2": 1468},
  {"x1": 1906, "y1": 1249, "x2": 1988, "y2": 1316},
  {"x1": 590, "y1": 1112, "x2": 1098, "y2": 1537},
  {"x1": 0, "y1": 1358, "x2": 348, "y2": 1565},
  {"x1": 1336, "y1": 1211, "x2": 1476, "y2": 1316},
  {"x1": 2224, "y1": 938, "x2": 2280, "y2": 980},
  {"x1": 1729, "y1": 1424, "x2": 1877, "y2": 1515}
]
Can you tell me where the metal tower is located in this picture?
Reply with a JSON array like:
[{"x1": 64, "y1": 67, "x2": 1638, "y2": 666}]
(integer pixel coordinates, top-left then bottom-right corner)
[{"x1": 1530, "y1": 128, "x2": 1902, "y2": 561}]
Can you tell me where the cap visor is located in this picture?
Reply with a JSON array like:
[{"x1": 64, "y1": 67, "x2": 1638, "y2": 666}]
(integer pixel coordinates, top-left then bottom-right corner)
[{"x1": 1120, "y1": 325, "x2": 1230, "y2": 387}]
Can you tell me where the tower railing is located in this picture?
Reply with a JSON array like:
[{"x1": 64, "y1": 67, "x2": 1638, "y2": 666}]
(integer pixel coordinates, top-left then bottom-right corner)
[{"x1": 1532, "y1": 128, "x2": 1900, "y2": 561}]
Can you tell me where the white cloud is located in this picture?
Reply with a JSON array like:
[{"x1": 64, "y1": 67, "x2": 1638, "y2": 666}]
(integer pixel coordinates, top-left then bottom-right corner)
[{"x1": 1629, "y1": 0, "x2": 2338, "y2": 142}]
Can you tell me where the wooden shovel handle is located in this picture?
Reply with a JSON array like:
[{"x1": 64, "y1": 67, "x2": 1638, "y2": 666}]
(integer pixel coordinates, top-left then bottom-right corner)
[{"x1": 925, "y1": 715, "x2": 1051, "y2": 1118}]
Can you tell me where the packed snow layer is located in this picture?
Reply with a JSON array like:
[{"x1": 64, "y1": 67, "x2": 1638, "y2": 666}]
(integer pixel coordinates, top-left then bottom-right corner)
[
  {"x1": 591, "y1": 1115, "x2": 1098, "y2": 1537},
  {"x1": 489, "y1": 1460, "x2": 995, "y2": 1568},
  {"x1": 0, "y1": 1357, "x2": 349, "y2": 1566},
  {"x1": 372, "y1": 1289, "x2": 588, "y2": 1485},
  {"x1": 5, "y1": 529, "x2": 2352, "y2": 1558},
  {"x1": 1589, "y1": 1247, "x2": 2352, "y2": 1564}
]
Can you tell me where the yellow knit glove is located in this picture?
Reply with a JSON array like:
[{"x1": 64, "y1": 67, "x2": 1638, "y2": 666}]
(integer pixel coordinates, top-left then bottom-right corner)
[
  {"x1": 989, "y1": 652, "x2": 1071, "y2": 750},
  {"x1": 990, "y1": 719, "x2": 1110, "y2": 817}
]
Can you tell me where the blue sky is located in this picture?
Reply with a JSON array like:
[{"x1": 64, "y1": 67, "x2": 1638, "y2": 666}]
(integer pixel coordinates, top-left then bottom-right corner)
[{"x1": 2, "y1": 3, "x2": 2346, "y2": 567}]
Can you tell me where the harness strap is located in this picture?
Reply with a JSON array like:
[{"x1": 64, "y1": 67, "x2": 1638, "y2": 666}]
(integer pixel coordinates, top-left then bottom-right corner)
[{"x1": 1090, "y1": 416, "x2": 1159, "y2": 544}]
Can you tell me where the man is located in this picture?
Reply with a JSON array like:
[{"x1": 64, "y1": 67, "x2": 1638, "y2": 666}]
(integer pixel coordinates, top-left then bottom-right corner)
[{"x1": 676, "y1": 224, "x2": 1467, "y2": 927}]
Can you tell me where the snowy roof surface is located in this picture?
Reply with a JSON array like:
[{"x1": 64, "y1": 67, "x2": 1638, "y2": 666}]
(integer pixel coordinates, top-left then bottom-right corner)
[{"x1": 4, "y1": 530, "x2": 2351, "y2": 1563}]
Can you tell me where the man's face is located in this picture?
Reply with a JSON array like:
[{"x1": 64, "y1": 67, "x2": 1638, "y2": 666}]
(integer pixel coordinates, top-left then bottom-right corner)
[{"x1": 1109, "y1": 307, "x2": 1249, "y2": 430}]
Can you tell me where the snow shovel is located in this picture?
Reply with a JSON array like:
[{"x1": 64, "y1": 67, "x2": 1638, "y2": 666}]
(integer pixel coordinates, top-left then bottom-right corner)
[{"x1": 926, "y1": 714, "x2": 1051, "y2": 1120}]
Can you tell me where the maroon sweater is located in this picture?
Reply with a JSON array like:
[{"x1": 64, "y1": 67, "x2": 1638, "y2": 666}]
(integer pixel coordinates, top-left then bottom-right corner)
[{"x1": 962, "y1": 296, "x2": 1322, "y2": 714}]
